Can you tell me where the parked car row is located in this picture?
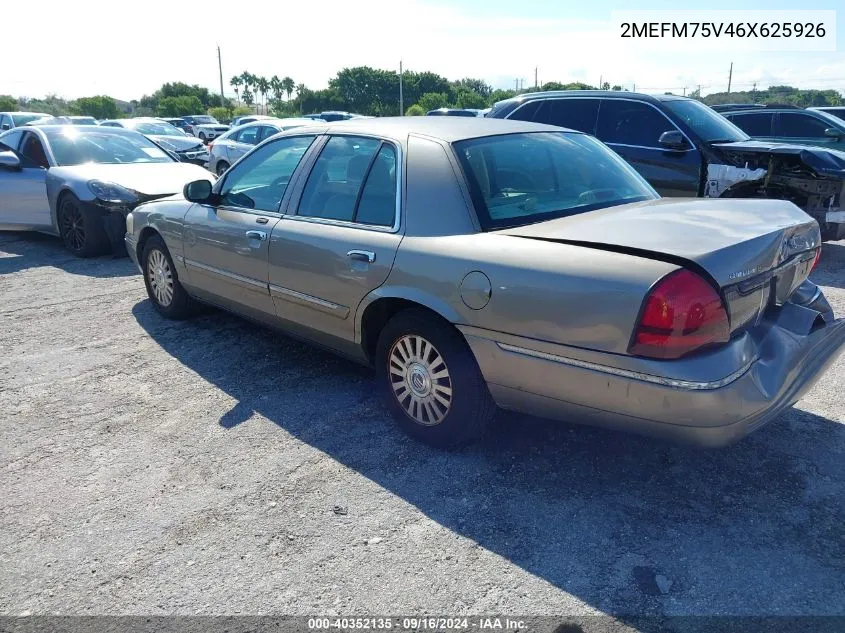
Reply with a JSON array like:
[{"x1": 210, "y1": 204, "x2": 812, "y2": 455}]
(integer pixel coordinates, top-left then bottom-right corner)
[{"x1": 2, "y1": 106, "x2": 844, "y2": 451}]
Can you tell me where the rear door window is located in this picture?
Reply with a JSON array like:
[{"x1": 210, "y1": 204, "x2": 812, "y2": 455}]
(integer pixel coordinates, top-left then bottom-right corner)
[
  {"x1": 596, "y1": 100, "x2": 677, "y2": 148},
  {"x1": 543, "y1": 99, "x2": 600, "y2": 134},
  {"x1": 775, "y1": 112, "x2": 833, "y2": 138}
]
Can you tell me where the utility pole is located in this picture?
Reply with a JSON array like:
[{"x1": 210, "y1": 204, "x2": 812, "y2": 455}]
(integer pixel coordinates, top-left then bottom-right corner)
[
  {"x1": 599, "y1": 75, "x2": 602, "y2": 90},
  {"x1": 217, "y1": 45, "x2": 225, "y2": 108},
  {"x1": 535, "y1": 67, "x2": 538, "y2": 90},
  {"x1": 399, "y1": 60, "x2": 404, "y2": 116},
  {"x1": 683, "y1": 86, "x2": 687, "y2": 96},
  {"x1": 727, "y1": 61, "x2": 733, "y2": 93}
]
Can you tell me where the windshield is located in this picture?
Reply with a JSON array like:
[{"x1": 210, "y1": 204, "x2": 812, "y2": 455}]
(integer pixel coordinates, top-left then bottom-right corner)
[
  {"x1": 127, "y1": 120, "x2": 187, "y2": 136},
  {"x1": 455, "y1": 132, "x2": 658, "y2": 230},
  {"x1": 71, "y1": 117, "x2": 97, "y2": 125},
  {"x1": 43, "y1": 128, "x2": 174, "y2": 166},
  {"x1": 193, "y1": 116, "x2": 218, "y2": 124},
  {"x1": 813, "y1": 110, "x2": 845, "y2": 129},
  {"x1": 11, "y1": 113, "x2": 48, "y2": 126},
  {"x1": 663, "y1": 99, "x2": 749, "y2": 143}
]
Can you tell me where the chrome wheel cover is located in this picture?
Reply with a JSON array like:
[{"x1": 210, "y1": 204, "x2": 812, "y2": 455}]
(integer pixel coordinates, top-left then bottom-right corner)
[
  {"x1": 388, "y1": 334, "x2": 452, "y2": 426},
  {"x1": 147, "y1": 249, "x2": 174, "y2": 307}
]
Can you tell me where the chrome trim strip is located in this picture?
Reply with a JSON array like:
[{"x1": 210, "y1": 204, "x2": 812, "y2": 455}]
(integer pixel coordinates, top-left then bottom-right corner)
[
  {"x1": 269, "y1": 283, "x2": 350, "y2": 319},
  {"x1": 496, "y1": 342, "x2": 754, "y2": 391},
  {"x1": 184, "y1": 258, "x2": 267, "y2": 290}
]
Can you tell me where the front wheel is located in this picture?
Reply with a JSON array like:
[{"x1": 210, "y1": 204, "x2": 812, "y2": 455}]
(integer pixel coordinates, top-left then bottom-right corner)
[
  {"x1": 58, "y1": 193, "x2": 110, "y2": 257},
  {"x1": 141, "y1": 235, "x2": 195, "y2": 319},
  {"x1": 375, "y1": 308, "x2": 495, "y2": 448},
  {"x1": 215, "y1": 160, "x2": 229, "y2": 177},
  {"x1": 198, "y1": 132, "x2": 207, "y2": 144}
]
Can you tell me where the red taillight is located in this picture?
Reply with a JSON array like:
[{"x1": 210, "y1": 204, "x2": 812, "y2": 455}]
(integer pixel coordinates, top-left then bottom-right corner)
[
  {"x1": 208, "y1": 142, "x2": 214, "y2": 152},
  {"x1": 630, "y1": 269, "x2": 730, "y2": 360},
  {"x1": 810, "y1": 247, "x2": 821, "y2": 272}
]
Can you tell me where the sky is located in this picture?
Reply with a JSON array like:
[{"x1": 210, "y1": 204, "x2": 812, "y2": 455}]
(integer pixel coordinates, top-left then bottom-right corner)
[{"x1": 4, "y1": 0, "x2": 844, "y2": 102}]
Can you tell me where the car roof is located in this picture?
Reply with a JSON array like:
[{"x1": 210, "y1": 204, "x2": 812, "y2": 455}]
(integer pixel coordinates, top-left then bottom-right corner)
[
  {"x1": 278, "y1": 116, "x2": 573, "y2": 143},
  {"x1": 26, "y1": 124, "x2": 138, "y2": 135},
  {"x1": 497, "y1": 90, "x2": 690, "y2": 107}
]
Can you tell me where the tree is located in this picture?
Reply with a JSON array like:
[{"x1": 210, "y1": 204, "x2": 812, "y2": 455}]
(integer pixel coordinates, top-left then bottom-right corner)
[
  {"x1": 230, "y1": 75, "x2": 243, "y2": 104},
  {"x1": 256, "y1": 76, "x2": 270, "y2": 114},
  {"x1": 270, "y1": 75, "x2": 283, "y2": 103},
  {"x1": 405, "y1": 104, "x2": 425, "y2": 116},
  {"x1": 611, "y1": 85, "x2": 623, "y2": 91},
  {"x1": 454, "y1": 89, "x2": 487, "y2": 109},
  {"x1": 282, "y1": 76, "x2": 295, "y2": 101},
  {"x1": 417, "y1": 92, "x2": 449, "y2": 112},
  {"x1": 489, "y1": 89, "x2": 517, "y2": 104},
  {"x1": 156, "y1": 95, "x2": 204, "y2": 117},
  {"x1": 72, "y1": 96, "x2": 120, "y2": 119},
  {"x1": 0, "y1": 95, "x2": 18, "y2": 111},
  {"x1": 454, "y1": 78, "x2": 492, "y2": 98},
  {"x1": 602, "y1": 82, "x2": 610, "y2": 91},
  {"x1": 208, "y1": 106, "x2": 232, "y2": 122},
  {"x1": 242, "y1": 89, "x2": 255, "y2": 109}
]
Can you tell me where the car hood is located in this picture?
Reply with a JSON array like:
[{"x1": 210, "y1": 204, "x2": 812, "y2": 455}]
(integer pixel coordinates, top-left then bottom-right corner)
[
  {"x1": 711, "y1": 140, "x2": 845, "y2": 177},
  {"x1": 52, "y1": 162, "x2": 214, "y2": 196},
  {"x1": 497, "y1": 197, "x2": 819, "y2": 287},
  {"x1": 148, "y1": 135, "x2": 205, "y2": 151}
]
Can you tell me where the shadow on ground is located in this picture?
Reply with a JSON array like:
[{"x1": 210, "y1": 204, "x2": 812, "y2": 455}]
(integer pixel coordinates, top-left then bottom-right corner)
[
  {"x1": 132, "y1": 300, "x2": 845, "y2": 622},
  {"x1": 812, "y1": 241, "x2": 845, "y2": 290},
  {"x1": 0, "y1": 232, "x2": 136, "y2": 278}
]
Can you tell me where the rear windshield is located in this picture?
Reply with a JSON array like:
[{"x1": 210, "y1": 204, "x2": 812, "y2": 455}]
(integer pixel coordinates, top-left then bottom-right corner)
[{"x1": 454, "y1": 132, "x2": 658, "y2": 230}]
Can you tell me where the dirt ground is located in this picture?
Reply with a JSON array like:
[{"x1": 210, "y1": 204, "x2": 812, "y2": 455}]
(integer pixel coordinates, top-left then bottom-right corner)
[{"x1": 1, "y1": 232, "x2": 844, "y2": 621}]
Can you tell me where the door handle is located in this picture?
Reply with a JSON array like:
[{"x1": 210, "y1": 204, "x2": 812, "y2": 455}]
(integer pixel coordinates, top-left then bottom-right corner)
[
  {"x1": 245, "y1": 230, "x2": 267, "y2": 241},
  {"x1": 347, "y1": 250, "x2": 375, "y2": 263},
  {"x1": 255, "y1": 217, "x2": 269, "y2": 225}
]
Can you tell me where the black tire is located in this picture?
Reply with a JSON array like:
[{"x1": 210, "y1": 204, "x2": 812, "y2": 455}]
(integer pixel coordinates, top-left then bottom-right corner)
[
  {"x1": 198, "y1": 132, "x2": 207, "y2": 144},
  {"x1": 375, "y1": 308, "x2": 496, "y2": 448},
  {"x1": 141, "y1": 234, "x2": 195, "y2": 319},
  {"x1": 57, "y1": 193, "x2": 110, "y2": 258},
  {"x1": 216, "y1": 161, "x2": 229, "y2": 177}
]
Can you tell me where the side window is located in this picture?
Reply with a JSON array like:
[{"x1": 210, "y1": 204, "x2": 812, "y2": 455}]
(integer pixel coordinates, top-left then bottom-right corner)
[
  {"x1": 355, "y1": 144, "x2": 398, "y2": 226},
  {"x1": 508, "y1": 100, "x2": 545, "y2": 123},
  {"x1": 100, "y1": 121, "x2": 119, "y2": 127},
  {"x1": 596, "y1": 100, "x2": 677, "y2": 148},
  {"x1": 776, "y1": 113, "x2": 832, "y2": 138},
  {"x1": 296, "y1": 136, "x2": 382, "y2": 222},
  {"x1": 235, "y1": 125, "x2": 261, "y2": 145},
  {"x1": 20, "y1": 133, "x2": 49, "y2": 168},
  {"x1": 727, "y1": 112, "x2": 773, "y2": 137},
  {"x1": 0, "y1": 114, "x2": 10, "y2": 130},
  {"x1": 544, "y1": 99, "x2": 600, "y2": 134},
  {"x1": 219, "y1": 135, "x2": 315, "y2": 212},
  {"x1": 258, "y1": 126, "x2": 279, "y2": 142},
  {"x1": 0, "y1": 129, "x2": 25, "y2": 152}
]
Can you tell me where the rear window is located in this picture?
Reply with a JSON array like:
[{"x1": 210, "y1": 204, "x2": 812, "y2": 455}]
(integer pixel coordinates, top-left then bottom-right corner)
[{"x1": 454, "y1": 132, "x2": 658, "y2": 230}]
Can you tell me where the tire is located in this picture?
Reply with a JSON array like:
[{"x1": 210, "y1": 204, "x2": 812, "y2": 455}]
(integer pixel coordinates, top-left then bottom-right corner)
[
  {"x1": 375, "y1": 308, "x2": 496, "y2": 448},
  {"x1": 216, "y1": 161, "x2": 229, "y2": 177},
  {"x1": 141, "y1": 234, "x2": 195, "y2": 319},
  {"x1": 57, "y1": 193, "x2": 110, "y2": 258},
  {"x1": 198, "y1": 132, "x2": 207, "y2": 144}
]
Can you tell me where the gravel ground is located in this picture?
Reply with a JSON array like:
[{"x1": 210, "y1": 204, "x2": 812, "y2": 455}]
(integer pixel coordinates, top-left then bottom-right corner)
[{"x1": 1, "y1": 231, "x2": 844, "y2": 621}]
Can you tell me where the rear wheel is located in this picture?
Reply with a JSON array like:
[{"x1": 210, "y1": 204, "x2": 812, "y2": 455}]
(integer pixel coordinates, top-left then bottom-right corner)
[
  {"x1": 141, "y1": 235, "x2": 195, "y2": 319},
  {"x1": 216, "y1": 160, "x2": 229, "y2": 177},
  {"x1": 58, "y1": 193, "x2": 109, "y2": 257},
  {"x1": 375, "y1": 308, "x2": 495, "y2": 448}
]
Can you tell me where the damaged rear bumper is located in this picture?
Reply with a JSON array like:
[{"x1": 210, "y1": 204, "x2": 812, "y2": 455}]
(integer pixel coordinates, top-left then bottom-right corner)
[{"x1": 461, "y1": 289, "x2": 845, "y2": 447}]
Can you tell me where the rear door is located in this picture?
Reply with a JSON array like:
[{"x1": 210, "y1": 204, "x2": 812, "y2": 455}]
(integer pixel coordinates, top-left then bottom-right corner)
[
  {"x1": 181, "y1": 134, "x2": 319, "y2": 320},
  {"x1": 594, "y1": 99, "x2": 701, "y2": 197},
  {"x1": 226, "y1": 125, "x2": 262, "y2": 163},
  {"x1": 0, "y1": 130, "x2": 52, "y2": 231},
  {"x1": 724, "y1": 111, "x2": 775, "y2": 141},
  {"x1": 268, "y1": 134, "x2": 402, "y2": 344}
]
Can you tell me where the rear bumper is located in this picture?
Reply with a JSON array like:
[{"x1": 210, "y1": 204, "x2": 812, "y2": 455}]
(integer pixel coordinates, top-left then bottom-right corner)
[{"x1": 461, "y1": 303, "x2": 845, "y2": 447}]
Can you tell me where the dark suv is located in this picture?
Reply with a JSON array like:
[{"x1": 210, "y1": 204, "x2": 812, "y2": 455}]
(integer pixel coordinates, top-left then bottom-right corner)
[{"x1": 488, "y1": 91, "x2": 845, "y2": 240}]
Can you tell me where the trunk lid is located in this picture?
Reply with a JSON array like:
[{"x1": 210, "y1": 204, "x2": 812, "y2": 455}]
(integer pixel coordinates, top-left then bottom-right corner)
[{"x1": 498, "y1": 197, "x2": 821, "y2": 333}]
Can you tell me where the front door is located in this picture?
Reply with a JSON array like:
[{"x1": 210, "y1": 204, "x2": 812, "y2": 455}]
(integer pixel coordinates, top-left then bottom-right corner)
[
  {"x1": 181, "y1": 134, "x2": 319, "y2": 320},
  {"x1": 268, "y1": 135, "x2": 402, "y2": 344},
  {"x1": 595, "y1": 100, "x2": 701, "y2": 197},
  {"x1": 0, "y1": 131, "x2": 52, "y2": 231}
]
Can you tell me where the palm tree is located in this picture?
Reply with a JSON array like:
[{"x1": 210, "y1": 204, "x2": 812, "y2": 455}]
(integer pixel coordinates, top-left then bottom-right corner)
[
  {"x1": 270, "y1": 75, "x2": 283, "y2": 103},
  {"x1": 256, "y1": 76, "x2": 270, "y2": 114},
  {"x1": 240, "y1": 71, "x2": 254, "y2": 111},
  {"x1": 230, "y1": 76, "x2": 243, "y2": 105},
  {"x1": 282, "y1": 76, "x2": 295, "y2": 101}
]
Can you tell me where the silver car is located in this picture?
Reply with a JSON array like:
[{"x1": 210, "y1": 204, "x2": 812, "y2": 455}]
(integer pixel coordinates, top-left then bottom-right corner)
[
  {"x1": 100, "y1": 118, "x2": 210, "y2": 166},
  {"x1": 0, "y1": 125, "x2": 212, "y2": 257},
  {"x1": 124, "y1": 117, "x2": 845, "y2": 448},
  {"x1": 207, "y1": 117, "x2": 320, "y2": 176}
]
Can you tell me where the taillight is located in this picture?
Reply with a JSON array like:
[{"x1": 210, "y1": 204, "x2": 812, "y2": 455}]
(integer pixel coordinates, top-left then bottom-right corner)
[
  {"x1": 208, "y1": 142, "x2": 214, "y2": 152},
  {"x1": 810, "y1": 247, "x2": 821, "y2": 272},
  {"x1": 630, "y1": 269, "x2": 730, "y2": 360}
]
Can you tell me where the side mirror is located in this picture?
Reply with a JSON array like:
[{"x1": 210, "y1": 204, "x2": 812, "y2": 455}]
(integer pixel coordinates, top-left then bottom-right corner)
[
  {"x1": 1, "y1": 123, "x2": 9, "y2": 131},
  {"x1": 824, "y1": 127, "x2": 843, "y2": 139},
  {"x1": 183, "y1": 179, "x2": 214, "y2": 203},
  {"x1": 0, "y1": 150, "x2": 21, "y2": 170},
  {"x1": 658, "y1": 130, "x2": 687, "y2": 149}
]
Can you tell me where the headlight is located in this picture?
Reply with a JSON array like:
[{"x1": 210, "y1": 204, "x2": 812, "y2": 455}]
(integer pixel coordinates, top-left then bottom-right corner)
[{"x1": 87, "y1": 180, "x2": 140, "y2": 205}]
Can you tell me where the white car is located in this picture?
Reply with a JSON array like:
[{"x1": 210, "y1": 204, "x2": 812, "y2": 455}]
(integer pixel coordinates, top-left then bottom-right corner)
[{"x1": 180, "y1": 115, "x2": 230, "y2": 143}]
